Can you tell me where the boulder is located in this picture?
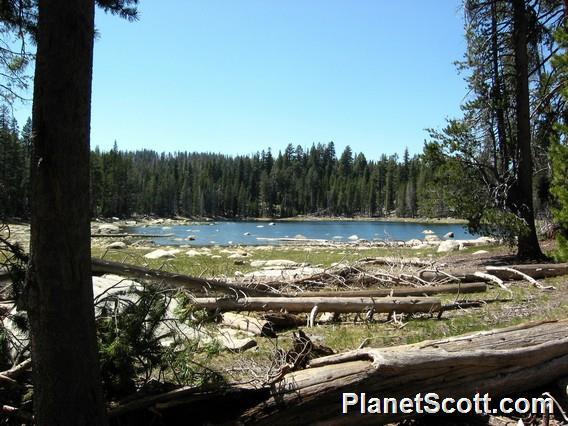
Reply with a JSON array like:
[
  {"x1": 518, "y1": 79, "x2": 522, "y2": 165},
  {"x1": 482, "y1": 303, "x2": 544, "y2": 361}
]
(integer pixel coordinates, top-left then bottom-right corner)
[
  {"x1": 144, "y1": 249, "x2": 179, "y2": 259},
  {"x1": 437, "y1": 240, "x2": 461, "y2": 253},
  {"x1": 98, "y1": 224, "x2": 120, "y2": 234},
  {"x1": 422, "y1": 229, "x2": 434, "y2": 235},
  {"x1": 406, "y1": 238, "x2": 422, "y2": 247},
  {"x1": 106, "y1": 241, "x2": 127, "y2": 249},
  {"x1": 348, "y1": 235, "x2": 359, "y2": 241},
  {"x1": 443, "y1": 232, "x2": 455, "y2": 239},
  {"x1": 424, "y1": 234, "x2": 440, "y2": 242},
  {"x1": 472, "y1": 250, "x2": 489, "y2": 255},
  {"x1": 185, "y1": 249, "x2": 201, "y2": 257}
]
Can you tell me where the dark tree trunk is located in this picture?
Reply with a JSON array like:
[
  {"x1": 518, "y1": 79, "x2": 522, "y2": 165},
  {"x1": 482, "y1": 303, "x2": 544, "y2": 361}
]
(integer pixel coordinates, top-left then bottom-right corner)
[
  {"x1": 27, "y1": 1, "x2": 107, "y2": 424},
  {"x1": 511, "y1": 0, "x2": 544, "y2": 260}
]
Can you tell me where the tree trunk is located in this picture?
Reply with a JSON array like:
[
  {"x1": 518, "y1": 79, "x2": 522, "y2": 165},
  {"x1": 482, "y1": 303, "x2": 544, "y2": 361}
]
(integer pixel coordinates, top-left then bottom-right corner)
[
  {"x1": 27, "y1": 1, "x2": 107, "y2": 424},
  {"x1": 511, "y1": 0, "x2": 544, "y2": 259}
]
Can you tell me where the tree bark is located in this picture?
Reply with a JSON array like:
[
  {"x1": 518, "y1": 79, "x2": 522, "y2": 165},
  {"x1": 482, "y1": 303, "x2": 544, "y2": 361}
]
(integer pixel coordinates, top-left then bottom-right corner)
[
  {"x1": 27, "y1": 1, "x2": 107, "y2": 424},
  {"x1": 511, "y1": 0, "x2": 544, "y2": 259}
]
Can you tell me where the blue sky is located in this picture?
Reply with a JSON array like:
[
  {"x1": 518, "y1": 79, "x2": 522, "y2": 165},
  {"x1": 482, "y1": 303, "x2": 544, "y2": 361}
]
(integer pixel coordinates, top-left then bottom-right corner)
[{"x1": 13, "y1": 0, "x2": 467, "y2": 159}]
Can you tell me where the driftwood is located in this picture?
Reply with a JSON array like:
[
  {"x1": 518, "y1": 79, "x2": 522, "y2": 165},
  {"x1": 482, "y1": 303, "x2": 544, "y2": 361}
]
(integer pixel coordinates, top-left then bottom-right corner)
[
  {"x1": 420, "y1": 263, "x2": 568, "y2": 283},
  {"x1": 91, "y1": 258, "x2": 276, "y2": 297},
  {"x1": 241, "y1": 319, "x2": 568, "y2": 424},
  {"x1": 295, "y1": 282, "x2": 487, "y2": 298},
  {"x1": 486, "y1": 266, "x2": 556, "y2": 290},
  {"x1": 192, "y1": 296, "x2": 442, "y2": 314}
]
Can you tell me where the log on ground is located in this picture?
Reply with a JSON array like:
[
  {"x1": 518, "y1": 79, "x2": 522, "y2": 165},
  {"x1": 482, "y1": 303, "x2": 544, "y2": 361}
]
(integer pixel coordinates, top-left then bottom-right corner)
[
  {"x1": 91, "y1": 258, "x2": 276, "y2": 297},
  {"x1": 419, "y1": 263, "x2": 568, "y2": 283},
  {"x1": 192, "y1": 296, "x2": 442, "y2": 314},
  {"x1": 241, "y1": 319, "x2": 568, "y2": 424},
  {"x1": 295, "y1": 282, "x2": 487, "y2": 298}
]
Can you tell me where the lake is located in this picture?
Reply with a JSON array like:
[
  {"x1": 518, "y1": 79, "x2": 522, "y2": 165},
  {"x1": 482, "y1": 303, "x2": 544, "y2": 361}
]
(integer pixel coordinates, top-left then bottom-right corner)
[{"x1": 127, "y1": 220, "x2": 473, "y2": 246}]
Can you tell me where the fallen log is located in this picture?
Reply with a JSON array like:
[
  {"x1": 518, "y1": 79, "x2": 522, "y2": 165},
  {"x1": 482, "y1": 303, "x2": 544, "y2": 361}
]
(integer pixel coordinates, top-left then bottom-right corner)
[
  {"x1": 91, "y1": 258, "x2": 276, "y2": 297},
  {"x1": 241, "y1": 319, "x2": 568, "y2": 424},
  {"x1": 295, "y1": 282, "x2": 487, "y2": 298},
  {"x1": 358, "y1": 256, "x2": 434, "y2": 267},
  {"x1": 419, "y1": 263, "x2": 568, "y2": 283},
  {"x1": 192, "y1": 296, "x2": 442, "y2": 314}
]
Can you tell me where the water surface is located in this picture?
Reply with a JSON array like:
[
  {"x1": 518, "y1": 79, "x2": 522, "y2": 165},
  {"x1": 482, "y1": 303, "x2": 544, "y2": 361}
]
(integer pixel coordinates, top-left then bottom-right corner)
[{"x1": 128, "y1": 220, "x2": 473, "y2": 246}]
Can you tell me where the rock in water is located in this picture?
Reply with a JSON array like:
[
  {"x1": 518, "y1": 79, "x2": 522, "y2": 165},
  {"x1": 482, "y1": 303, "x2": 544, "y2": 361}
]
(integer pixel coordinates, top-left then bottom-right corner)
[
  {"x1": 348, "y1": 235, "x2": 359, "y2": 241},
  {"x1": 443, "y1": 232, "x2": 455, "y2": 239}
]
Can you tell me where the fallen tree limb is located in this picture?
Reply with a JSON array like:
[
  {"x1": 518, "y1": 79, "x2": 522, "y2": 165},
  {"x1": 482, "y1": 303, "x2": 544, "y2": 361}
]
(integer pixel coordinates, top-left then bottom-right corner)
[
  {"x1": 420, "y1": 263, "x2": 568, "y2": 283},
  {"x1": 91, "y1": 258, "x2": 276, "y2": 297},
  {"x1": 486, "y1": 266, "x2": 556, "y2": 290},
  {"x1": 221, "y1": 312, "x2": 277, "y2": 337},
  {"x1": 241, "y1": 319, "x2": 568, "y2": 424},
  {"x1": 295, "y1": 282, "x2": 487, "y2": 298},
  {"x1": 357, "y1": 257, "x2": 434, "y2": 267},
  {"x1": 192, "y1": 296, "x2": 442, "y2": 314}
]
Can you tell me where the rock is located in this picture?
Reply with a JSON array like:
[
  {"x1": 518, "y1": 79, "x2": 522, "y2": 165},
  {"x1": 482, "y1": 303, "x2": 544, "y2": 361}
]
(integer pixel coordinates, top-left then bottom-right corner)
[
  {"x1": 443, "y1": 232, "x2": 455, "y2": 239},
  {"x1": 124, "y1": 220, "x2": 137, "y2": 226},
  {"x1": 144, "y1": 249, "x2": 179, "y2": 259},
  {"x1": 333, "y1": 236, "x2": 343, "y2": 239},
  {"x1": 406, "y1": 239, "x2": 422, "y2": 247},
  {"x1": 422, "y1": 229, "x2": 434, "y2": 235},
  {"x1": 424, "y1": 235, "x2": 440, "y2": 242},
  {"x1": 472, "y1": 250, "x2": 489, "y2": 255},
  {"x1": 256, "y1": 225, "x2": 264, "y2": 228},
  {"x1": 294, "y1": 234, "x2": 306, "y2": 239},
  {"x1": 437, "y1": 240, "x2": 461, "y2": 253},
  {"x1": 185, "y1": 249, "x2": 201, "y2": 257},
  {"x1": 211, "y1": 255, "x2": 222, "y2": 259},
  {"x1": 268, "y1": 222, "x2": 275, "y2": 226},
  {"x1": 215, "y1": 328, "x2": 257, "y2": 352},
  {"x1": 243, "y1": 232, "x2": 251, "y2": 236},
  {"x1": 106, "y1": 241, "x2": 127, "y2": 249},
  {"x1": 412, "y1": 243, "x2": 429, "y2": 250},
  {"x1": 162, "y1": 226, "x2": 172, "y2": 230},
  {"x1": 151, "y1": 218, "x2": 164, "y2": 225},
  {"x1": 233, "y1": 259, "x2": 246, "y2": 265},
  {"x1": 234, "y1": 271, "x2": 244, "y2": 277},
  {"x1": 97, "y1": 224, "x2": 120, "y2": 234},
  {"x1": 348, "y1": 235, "x2": 359, "y2": 241},
  {"x1": 186, "y1": 235, "x2": 196, "y2": 241}
]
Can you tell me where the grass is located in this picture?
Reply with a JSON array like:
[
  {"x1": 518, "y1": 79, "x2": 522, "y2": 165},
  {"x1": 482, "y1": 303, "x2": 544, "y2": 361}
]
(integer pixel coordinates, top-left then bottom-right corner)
[
  {"x1": 91, "y1": 242, "x2": 568, "y2": 386},
  {"x1": 92, "y1": 244, "x2": 442, "y2": 278}
]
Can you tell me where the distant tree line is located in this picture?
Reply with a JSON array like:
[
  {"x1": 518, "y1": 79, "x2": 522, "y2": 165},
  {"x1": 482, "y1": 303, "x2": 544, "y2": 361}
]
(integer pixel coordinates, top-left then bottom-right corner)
[{"x1": 0, "y1": 112, "x2": 465, "y2": 220}]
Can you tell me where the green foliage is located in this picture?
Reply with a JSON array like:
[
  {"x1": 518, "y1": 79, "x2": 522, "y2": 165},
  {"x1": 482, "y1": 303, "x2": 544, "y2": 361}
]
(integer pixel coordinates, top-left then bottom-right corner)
[
  {"x1": 550, "y1": 26, "x2": 568, "y2": 261},
  {"x1": 550, "y1": 138, "x2": 568, "y2": 260},
  {"x1": 96, "y1": 286, "x2": 170, "y2": 397}
]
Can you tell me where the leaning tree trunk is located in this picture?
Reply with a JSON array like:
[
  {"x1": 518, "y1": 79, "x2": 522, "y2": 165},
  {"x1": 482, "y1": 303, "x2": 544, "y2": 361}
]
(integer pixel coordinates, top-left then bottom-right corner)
[
  {"x1": 511, "y1": 0, "x2": 544, "y2": 260},
  {"x1": 27, "y1": 1, "x2": 107, "y2": 425}
]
